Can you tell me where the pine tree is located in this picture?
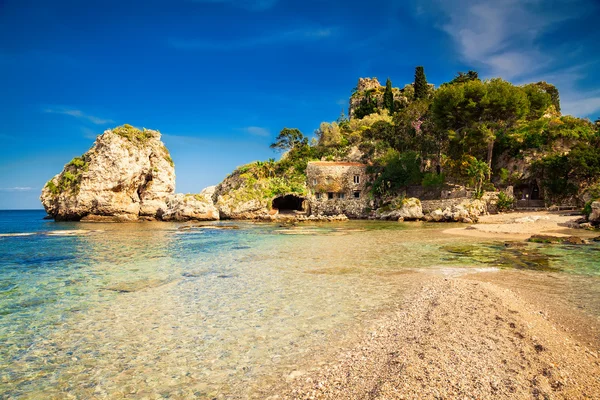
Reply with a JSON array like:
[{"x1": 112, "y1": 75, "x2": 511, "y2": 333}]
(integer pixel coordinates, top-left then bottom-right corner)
[
  {"x1": 414, "y1": 66, "x2": 428, "y2": 100},
  {"x1": 383, "y1": 78, "x2": 394, "y2": 113}
]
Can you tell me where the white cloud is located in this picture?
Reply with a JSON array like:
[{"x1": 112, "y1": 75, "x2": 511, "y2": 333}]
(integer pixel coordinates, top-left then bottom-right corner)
[
  {"x1": 244, "y1": 126, "x2": 270, "y2": 137},
  {"x1": 422, "y1": 0, "x2": 600, "y2": 117},
  {"x1": 189, "y1": 0, "x2": 278, "y2": 11},
  {"x1": 44, "y1": 107, "x2": 114, "y2": 125},
  {"x1": 168, "y1": 27, "x2": 338, "y2": 50},
  {"x1": 0, "y1": 187, "x2": 33, "y2": 192}
]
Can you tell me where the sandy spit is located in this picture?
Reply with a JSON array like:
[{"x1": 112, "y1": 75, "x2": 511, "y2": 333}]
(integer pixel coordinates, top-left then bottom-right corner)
[
  {"x1": 444, "y1": 211, "x2": 592, "y2": 240},
  {"x1": 276, "y1": 277, "x2": 600, "y2": 399}
]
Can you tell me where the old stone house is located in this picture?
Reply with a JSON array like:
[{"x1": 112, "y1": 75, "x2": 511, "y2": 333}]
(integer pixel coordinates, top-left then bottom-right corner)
[{"x1": 306, "y1": 161, "x2": 370, "y2": 217}]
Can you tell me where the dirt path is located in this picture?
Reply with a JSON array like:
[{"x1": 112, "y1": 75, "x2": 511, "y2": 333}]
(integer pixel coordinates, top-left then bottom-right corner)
[{"x1": 278, "y1": 277, "x2": 600, "y2": 399}]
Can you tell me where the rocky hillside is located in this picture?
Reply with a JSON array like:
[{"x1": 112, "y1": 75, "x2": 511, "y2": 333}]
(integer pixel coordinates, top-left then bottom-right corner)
[{"x1": 40, "y1": 124, "x2": 218, "y2": 221}]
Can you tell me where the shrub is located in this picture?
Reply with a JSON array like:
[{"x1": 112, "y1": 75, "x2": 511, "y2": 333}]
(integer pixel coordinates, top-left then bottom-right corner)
[
  {"x1": 422, "y1": 172, "x2": 445, "y2": 187},
  {"x1": 113, "y1": 124, "x2": 156, "y2": 144},
  {"x1": 497, "y1": 192, "x2": 515, "y2": 211}
]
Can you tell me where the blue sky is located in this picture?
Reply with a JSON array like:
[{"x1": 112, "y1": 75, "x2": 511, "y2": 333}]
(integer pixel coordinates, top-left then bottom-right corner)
[{"x1": 1, "y1": 0, "x2": 599, "y2": 209}]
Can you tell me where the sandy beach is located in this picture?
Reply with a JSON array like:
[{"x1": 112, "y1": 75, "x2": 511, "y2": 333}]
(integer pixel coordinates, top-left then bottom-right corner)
[
  {"x1": 279, "y1": 275, "x2": 600, "y2": 399},
  {"x1": 443, "y1": 211, "x2": 593, "y2": 240},
  {"x1": 277, "y1": 212, "x2": 600, "y2": 399}
]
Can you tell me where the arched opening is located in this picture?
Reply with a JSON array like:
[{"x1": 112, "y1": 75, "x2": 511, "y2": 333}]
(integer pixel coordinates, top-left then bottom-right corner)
[{"x1": 272, "y1": 194, "x2": 306, "y2": 214}]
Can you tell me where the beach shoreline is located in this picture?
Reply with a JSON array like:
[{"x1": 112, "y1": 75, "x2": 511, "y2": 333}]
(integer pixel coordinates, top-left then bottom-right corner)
[
  {"x1": 276, "y1": 272, "x2": 600, "y2": 399},
  {"x1": 443, "y1": 210, "x2": 597, "y2": 240}
]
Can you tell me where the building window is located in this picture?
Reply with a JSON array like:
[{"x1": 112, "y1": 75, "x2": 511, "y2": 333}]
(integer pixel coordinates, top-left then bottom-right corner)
[
  {"x1": 313, "y1": 178, "x2": 318, "y2": 185},
  {"x1": 339, "y1": 193, "x2": 345, "y2": 200},
  {"x1": 353, "y1": 191, "x2": 360, "y2": 199},
  {"x1": 328, "y1": 192, "x2": 334, "y2": 200},
  {"x1": 316, "y1": 193, "x2": 322, "y2": 199},
  {"x1": 353, "y1": 175, "x2": 360, "y2": 184}
]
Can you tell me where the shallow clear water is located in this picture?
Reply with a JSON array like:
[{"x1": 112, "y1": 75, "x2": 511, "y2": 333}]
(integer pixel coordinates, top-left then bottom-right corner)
[{"x1": 1, "y1": 210, "x2": 599, "y2": 398}]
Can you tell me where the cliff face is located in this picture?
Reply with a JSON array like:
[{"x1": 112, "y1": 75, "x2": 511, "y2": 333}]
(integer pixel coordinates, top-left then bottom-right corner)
[
  {"x1": 40, "y1": 125, "x2": 218, "y2": 222},
  {"x1": 348, "y1": 78, "x2": 408, "y2": 118},
  {"x1": 212, "y1": 170, "x2": 272, "y2": 219}
]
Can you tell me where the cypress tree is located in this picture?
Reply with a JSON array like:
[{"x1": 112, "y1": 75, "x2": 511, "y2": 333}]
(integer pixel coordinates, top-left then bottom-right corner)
[
  {"x1": 383, "y1": 78, "x2": 394, "y2": 113},
  {"x1": 414, "y1": 66, "x2": 428, "y2": 100}
]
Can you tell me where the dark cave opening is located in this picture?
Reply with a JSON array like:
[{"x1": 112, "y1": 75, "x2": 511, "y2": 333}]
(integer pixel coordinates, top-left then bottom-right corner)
[{"x1": 272, "y1": 194, "x2": 306, "y2": 213}]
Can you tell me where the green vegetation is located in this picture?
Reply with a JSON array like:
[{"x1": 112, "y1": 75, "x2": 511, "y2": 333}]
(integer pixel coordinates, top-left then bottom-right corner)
[
  {"x1": 413, "y1": 66, "x2": 428, "y2": 100},
  {"x1": 383, "y1": 78, "x2": 394, "y2": 114},
  {"x1": 45, "y1": 156, "x2": 89, "y2": 196},
  {"x1": 496, "y1": 192, "x2": 515, "y2": 211},
  {"x1": 234, "y1": 67, "x2": 599, "y2": 209},
  {"x1": 113, "y1": 124, "x2": 156, "y2": 144}
]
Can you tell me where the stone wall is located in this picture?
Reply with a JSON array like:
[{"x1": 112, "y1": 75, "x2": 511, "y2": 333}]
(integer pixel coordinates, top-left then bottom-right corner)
[{"x1": 421, "y1": 198, "x2": 470, "y2": 213}]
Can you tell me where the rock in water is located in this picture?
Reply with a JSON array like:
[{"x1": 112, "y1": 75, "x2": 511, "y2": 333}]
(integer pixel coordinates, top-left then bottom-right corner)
[
  {"x1": 161, "y1": 193, "x2": 219, "y2": 221},
  {"x1": 41, "y1": 125, "x2": 175, "y2": 221}
]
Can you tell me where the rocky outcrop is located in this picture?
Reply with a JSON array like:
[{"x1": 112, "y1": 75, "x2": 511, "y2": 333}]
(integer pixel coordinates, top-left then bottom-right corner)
[
  {"x1": 423, "y1": 199, "x2": 487, "y2": 223},
  {"x1": 40, "y1": 124, "x2": 218, "y2": 222},
  {"x1": 590, "y1": 201, "x2": 600, "y2": 225},
  {"x1": 212, "y1": 170, "x2": 271, "y2": 219},
  {"x1": 161, "y1": 193, "x2": 219, "y2": 221},
  {"x1": 375, "y1": 198, "x2": 423, "y2": 221}
]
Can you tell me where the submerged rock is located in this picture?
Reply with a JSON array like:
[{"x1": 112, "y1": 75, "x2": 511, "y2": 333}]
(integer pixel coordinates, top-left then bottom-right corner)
[{"x1": 527, "y1": 235, "x2": 586, "y2": 245}]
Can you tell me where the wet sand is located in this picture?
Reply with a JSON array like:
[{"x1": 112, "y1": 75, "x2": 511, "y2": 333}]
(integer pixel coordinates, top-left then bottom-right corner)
[
  {"x1": 278, "y1": 275, "x2": 600, "y2": 399},
  {"x1": 444, "y1": 211, "x2": 594, "y2": 240}
]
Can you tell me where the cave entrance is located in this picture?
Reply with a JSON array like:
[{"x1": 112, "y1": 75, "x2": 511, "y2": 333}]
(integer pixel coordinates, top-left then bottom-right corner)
[{"x1": 272, "y1": 194, "x2": 307, "y2": 214}]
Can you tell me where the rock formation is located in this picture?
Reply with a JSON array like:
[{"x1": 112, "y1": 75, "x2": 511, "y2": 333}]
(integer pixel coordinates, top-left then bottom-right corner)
[
  {"x1": 212, "y1": 170, "x2": 272, "y2": 219},
  {"x1": 375, "y1": 198, "x2": 424, "y2": 221},
  {"x1": 590, "y1": 201, "x2": 600, "y2": 225},
  {"x1": 40, "y1": 124, "x2": 218, "y2": 222}
]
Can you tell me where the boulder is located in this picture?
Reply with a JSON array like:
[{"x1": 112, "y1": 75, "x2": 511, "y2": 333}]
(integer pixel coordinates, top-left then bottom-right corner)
[
  {"x1": 435, "y1": 199, "x2": 487, "y2": 223},
  {"x1": 429, "y1": 209, "x2": 444, "y2": 222},
  {"x1": 590, "y1": 201, "x2": 600, "y2": 225},
  {"x1": 161, "y1": 194, "x2": 219, "y2": 221},
  {"x1": 41, "y1": 125, "x2": 175, "y2": 221},
  {"x1": 376, "y1": 198, "x2": 423, "y2": 221}
]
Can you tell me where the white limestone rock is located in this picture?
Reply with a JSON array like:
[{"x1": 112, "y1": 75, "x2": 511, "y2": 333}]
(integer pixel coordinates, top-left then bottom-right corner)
[{"x1": 161, "y1": 194, "x2": 219, "y2": 221}]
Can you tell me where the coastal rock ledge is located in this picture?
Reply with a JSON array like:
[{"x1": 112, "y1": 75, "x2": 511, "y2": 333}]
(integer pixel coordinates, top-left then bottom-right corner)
[{"x1": 40, "y1": 125, "x2": 218, "y2": 222}]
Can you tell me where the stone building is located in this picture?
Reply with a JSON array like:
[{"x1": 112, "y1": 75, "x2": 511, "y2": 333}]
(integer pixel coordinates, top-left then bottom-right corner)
[{"x1": 306, "y1": 161, "x2": 370, "y2": 217}]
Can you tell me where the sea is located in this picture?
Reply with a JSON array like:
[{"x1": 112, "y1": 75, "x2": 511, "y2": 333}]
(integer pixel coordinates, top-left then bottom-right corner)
[{"x1": 1, "y1": 209, "x2": 599, "y2": 398}]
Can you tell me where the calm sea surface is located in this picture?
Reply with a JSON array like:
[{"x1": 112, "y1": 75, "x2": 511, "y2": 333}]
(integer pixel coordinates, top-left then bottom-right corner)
[{"x1": 1, "y1": 210, "x2": 599, "y2": 398}]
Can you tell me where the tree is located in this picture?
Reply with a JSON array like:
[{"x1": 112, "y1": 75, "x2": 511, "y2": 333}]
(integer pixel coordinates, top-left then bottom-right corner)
[
  {"x1": 522, "y1": 83, "x2": 552, "y2": 119},
  {"x1": 270, "y1": 128, "x2": 307, "y2": 152},
  {"x1": 369, "y1": 150, "x2": 423, "y2": 197},
  {"x1": 383, "y1": 78, "x2": 394, "y2": 113},
  {"x1": 465, "y1": 157, "x2": 490, "y2": 197},
  {"x1": 534, "y1": 81, "x2": 561, "y2": 113},
  {"x1": 448, "y1": 70, "x2": 479, "y2": 85},
  {"x1": 414, "y1": 66, "x2": 428, "y2": 100},
  {"x1": 353, "y1": 92, "x2": 378, "y2": 119},
  {"x1": 480, "y1": 79, "x2": 529, "y2": 178}
]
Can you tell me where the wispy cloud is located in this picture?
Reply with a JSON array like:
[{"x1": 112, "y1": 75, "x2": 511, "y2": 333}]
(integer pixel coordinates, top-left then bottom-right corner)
[
  {"x1": 189, "y1": 0, "x2": 278, "y2": 11},
  {"x1": 168, "y1": 27, "x2": 338, "y2": 50},
  {"x1": 43, "y1": 107, "x2": 114, "y2": 125},
  {"x1": 419, "y1": 0, "x2": 600, "y2": 117},
  {"x1": 243, "y1": 126, "x2": 270, "y2": 137},
  {"x1": 0, "y1": 187, "x2": 33, "y2": 192}
]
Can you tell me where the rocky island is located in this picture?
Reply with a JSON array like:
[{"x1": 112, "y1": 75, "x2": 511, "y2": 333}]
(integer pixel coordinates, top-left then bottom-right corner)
[
  {"x1": 40, "y1": 124, "x2": 218, "y2": 222},
  {"x1": 41, "y1": 68, "x2": 600, "y2": 229}
]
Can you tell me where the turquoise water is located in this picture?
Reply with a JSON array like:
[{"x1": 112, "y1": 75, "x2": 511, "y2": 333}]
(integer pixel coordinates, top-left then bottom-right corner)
[{"x1": 1, "y1": 210, "x2": 599, "y2": 398}]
